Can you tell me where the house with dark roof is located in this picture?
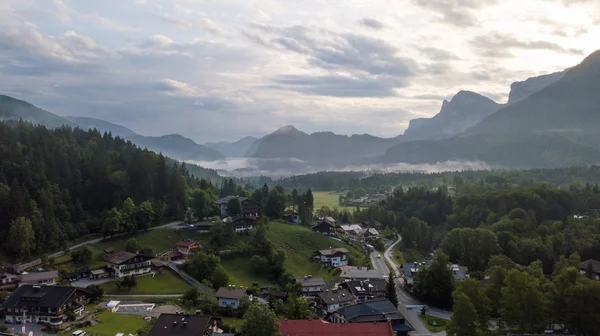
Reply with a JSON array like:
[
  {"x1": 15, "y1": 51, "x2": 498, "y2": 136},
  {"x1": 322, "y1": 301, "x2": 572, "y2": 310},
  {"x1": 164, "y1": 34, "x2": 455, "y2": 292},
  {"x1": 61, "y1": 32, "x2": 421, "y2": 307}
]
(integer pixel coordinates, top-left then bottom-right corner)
[
  {"x1": 328, "y1": 298, "x2": 413, "y2": 335},
  {"x1": 295, "y1": 276, "x2": 326, "y2": 294},
  {"x1": 313, "y1": 248, "x2": 350, "y2": 268},
  {"x1": 581, "y1": 259, "x2": 600, "y2": 280},
  {"x1": 105, "y1": 251, "x2": 152, "y2": 277},
  {"x1": 313, "y1": 218, "x2": 337, "y2": 236},
  {"x1": 340, "y1": 279, "x2": 387, "y2": 302},
  {"x1": 215, "y1": 286, "x2": 247, "y2": 309},
  {"x1": 363, "y1": 228, "x2": 380, "y2": 240},
  {"x1": 19, "y1": 270, "x2": 59, "y2": 286},
  {"x1": 61, "y1": 267, "x2": 90, "y2": 282},
  {"x1": 0, "y1": 268, "x2": 19, "y2": 290},
  {"x1": 215, "y1": 196, "x2": 261, "y2": 218},
  {"x1": 1, "y1": 285, "x2": 90, "y2": 326},
  {"x1": 283, "y1": 211, "x2": 301, "y2": 224},
  {"x1": 279, "y1": 319, "x2": 394, "y2": 336},
  {"x1": 224, "y1": 216, "x2": 257, "y2": 232},
  {"x1": 315, "y1": 289, "x2": 356, "y2": 314},
  {"x1": 147, "y1": 313, "x2": 222, "y2": 336}
]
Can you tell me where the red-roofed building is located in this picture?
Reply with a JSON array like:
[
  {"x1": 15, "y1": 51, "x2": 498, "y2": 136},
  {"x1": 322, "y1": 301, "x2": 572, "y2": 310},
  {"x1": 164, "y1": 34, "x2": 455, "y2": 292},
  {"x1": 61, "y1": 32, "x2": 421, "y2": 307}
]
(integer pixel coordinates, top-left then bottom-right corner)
[
  {"x1": 175, "y1": 240, "x2": 200, "y2": 256},
  {"x1": 279, "y1": 319, "x2": 394, "y2": 336}
]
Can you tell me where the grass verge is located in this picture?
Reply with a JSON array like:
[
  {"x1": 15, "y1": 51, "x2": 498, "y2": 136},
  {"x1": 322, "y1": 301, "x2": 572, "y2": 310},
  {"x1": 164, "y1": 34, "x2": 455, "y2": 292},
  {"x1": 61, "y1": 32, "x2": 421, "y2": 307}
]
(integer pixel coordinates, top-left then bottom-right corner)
[
  {"x1": 100, "y1": 270, "x2": 192, "y2": 294},
  {"x1": 419, "y1": 314, "x2": 449, "y2": 332},
  {"x1": 77, "y1": 310, "x2": 148, "y2": 336}
]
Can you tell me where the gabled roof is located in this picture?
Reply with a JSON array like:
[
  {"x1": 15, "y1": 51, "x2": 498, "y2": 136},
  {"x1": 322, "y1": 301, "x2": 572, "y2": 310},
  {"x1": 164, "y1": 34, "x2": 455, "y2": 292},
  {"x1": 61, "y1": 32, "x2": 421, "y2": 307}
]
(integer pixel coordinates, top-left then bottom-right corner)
[
  {"x1": 295, "y1": 277, "x2": 326, "y2": 288},
  {"x1": 215, "y1": 195, "x2": 247, "y2": 205},
  {"x1": 582, "y1": 259, "x2": 600, "y2": 273},
  {"x1": 2, "y1": 285, "x2": 85, "y2": 309},
  {"x1": 215, "y1": 287, "x2": 247, "y2": 300},
  {"x1": 339, "y1": 224, "x2": 363, "y2": 232},
  {"x1": 105, "y1": 251, "x2": 150, "y2": 265},
  {"x1": 279, "y1": 319, "x2": 394, "y2": 336},
  {"x1": 318, "y1": 217, "x2": 336, "y2": 224},
  {"x1": 334, "y1": 298, "x2": 404, "y2": 322},
  {"x1": 147, "y1": 313, "x2": 212, "y2": 336},
  {"x1": 342, "y1": 279, "x2": 387, "y2": 296},
  {"x1": 364, "y1": 228, "x2": 379, "y2": 235},
  {"x1": 175, "y1": 240, "x2": 198, "y2": 248},
  {"x1": 20, "y1": 270, "x2": 58, "y2": 283},
  {"x1": 316, "y1": 289, "x2": 355, "y2": 305},
  {"x1": 340, "y1": 268, "x2": 384, "y2": 279},
  {"x1": 317, "y1": 248, "x2": 349, "y2": 256}
]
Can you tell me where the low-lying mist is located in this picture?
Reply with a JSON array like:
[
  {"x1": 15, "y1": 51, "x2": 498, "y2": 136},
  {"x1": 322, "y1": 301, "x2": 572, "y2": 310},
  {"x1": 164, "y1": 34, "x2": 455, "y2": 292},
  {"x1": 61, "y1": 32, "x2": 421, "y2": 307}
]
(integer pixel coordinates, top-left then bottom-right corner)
[{"x1": 187, "y1": 157, "x2": 493, "y2": 178}]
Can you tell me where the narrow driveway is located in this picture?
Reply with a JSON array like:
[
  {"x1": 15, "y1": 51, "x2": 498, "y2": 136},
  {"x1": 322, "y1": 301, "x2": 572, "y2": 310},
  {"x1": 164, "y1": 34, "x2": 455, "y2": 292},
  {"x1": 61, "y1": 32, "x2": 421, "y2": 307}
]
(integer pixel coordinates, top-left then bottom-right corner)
[{"x1": 49, "y1": 221, "x2": 182, "y2": 258}]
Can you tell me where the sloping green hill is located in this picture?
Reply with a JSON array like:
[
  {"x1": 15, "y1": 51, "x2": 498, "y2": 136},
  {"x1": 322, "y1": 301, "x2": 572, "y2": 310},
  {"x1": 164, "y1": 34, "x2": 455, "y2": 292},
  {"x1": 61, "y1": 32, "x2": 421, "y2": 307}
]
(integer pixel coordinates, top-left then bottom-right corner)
[{"x1": 0, "y1": 95, "x2": 76, "y2": 128}]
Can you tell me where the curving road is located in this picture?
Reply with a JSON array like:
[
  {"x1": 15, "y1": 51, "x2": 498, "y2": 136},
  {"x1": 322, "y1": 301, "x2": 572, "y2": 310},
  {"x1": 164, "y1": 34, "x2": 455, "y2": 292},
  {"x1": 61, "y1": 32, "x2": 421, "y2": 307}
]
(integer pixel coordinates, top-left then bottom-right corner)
[{"x1": 376, "y1": 234, "x2": 451, "y2": 335}]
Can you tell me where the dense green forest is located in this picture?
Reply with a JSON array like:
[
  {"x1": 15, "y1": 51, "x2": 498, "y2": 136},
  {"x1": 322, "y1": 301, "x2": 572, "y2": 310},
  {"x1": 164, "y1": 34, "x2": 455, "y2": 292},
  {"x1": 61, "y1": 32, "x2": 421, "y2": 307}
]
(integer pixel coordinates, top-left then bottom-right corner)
[
  {"x1": 274, "y1": 166, "x2": 600, "y2": 192},
  {"x1": 0, "y1": 121, "x2": 210, "y2": 261}
]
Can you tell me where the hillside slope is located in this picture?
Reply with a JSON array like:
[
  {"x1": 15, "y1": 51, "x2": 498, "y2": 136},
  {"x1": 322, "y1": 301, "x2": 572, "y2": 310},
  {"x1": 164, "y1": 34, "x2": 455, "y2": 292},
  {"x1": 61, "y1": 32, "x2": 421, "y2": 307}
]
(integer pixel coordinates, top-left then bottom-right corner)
[
  {"x1": 129, "y1": 134, "x2": 224, "y2": 161},
  {"x1": 0, "y1": 95, "x2": 76, "y2": 128},
  {"x1": 66, "y1": 116, "x2": 138, "y2": 138},
  {"x1": 205, "y1": 136, "x2": 258, "y2": 157}
]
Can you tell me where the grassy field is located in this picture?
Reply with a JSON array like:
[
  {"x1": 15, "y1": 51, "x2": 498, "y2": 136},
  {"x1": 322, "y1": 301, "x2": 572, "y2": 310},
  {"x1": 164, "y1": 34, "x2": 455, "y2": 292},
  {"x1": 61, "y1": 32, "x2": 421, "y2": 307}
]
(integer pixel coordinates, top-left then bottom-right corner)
[
  {"x1": 419, "y1": 314, "x2": 449, "y2": 332},
  {"x1": 266, "y1": 221, "x2": 365, "y2": 281},
  {"x1": 221, "y1": 257, "x2": 273, "y2": 287},
  {"x1": 94, "y1": 228, "x2": 210, "y2": 256},
  {"x1": 313, "y1": 191, "x2": 356, "y2": 211},
  {"x1": 76, "y1": 310, "x2": 148, "y2": 336},
  {"x1": 100, "y1": 270, "x2": 192, "y2": 294}
]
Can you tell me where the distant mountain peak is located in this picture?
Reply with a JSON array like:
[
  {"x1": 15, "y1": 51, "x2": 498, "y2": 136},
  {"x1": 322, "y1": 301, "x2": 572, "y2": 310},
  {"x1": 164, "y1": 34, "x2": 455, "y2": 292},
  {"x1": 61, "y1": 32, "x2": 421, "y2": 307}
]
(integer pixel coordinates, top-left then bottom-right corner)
[{"x1": 273, "y1": 125, "x2": 306, "y2": 136}]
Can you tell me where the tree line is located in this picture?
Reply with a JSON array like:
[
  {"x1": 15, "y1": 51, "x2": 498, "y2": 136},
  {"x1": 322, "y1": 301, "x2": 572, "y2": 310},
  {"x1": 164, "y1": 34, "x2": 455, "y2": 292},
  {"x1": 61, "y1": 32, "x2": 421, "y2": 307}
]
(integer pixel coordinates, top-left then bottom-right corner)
[{"x1": 0, "y1": 121, "x2": 205, "y2": 261}]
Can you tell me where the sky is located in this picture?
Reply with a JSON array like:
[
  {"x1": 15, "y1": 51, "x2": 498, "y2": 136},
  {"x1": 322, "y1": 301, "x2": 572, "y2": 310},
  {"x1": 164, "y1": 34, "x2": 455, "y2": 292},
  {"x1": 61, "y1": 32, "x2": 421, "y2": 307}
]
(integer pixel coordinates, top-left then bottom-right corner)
[{"x1": 0, "y1": 0, "x2": 598, "y2": 142}]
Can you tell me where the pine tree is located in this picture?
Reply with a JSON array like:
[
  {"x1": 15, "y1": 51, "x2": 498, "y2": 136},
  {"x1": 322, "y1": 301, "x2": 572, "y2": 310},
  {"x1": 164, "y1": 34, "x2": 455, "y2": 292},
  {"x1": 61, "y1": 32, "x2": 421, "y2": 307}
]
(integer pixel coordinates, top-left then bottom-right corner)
[{"x1": 386, "y1": 271, "x2": 399, "y2": 307}]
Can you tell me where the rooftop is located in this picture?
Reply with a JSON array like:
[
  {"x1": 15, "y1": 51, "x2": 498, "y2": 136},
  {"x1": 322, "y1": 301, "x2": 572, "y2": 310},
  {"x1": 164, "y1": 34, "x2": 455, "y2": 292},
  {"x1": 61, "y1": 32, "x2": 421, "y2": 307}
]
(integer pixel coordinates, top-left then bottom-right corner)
[
  {"x1": 342, "y1": 279, "x2": 387, "y2": 295},
  {"x1": 20, "y1": 270, "x2": 59, "y2": 283},
  {"x1": 279, "y1": 319, "x2": 394, "y2": 336},
  {"x1": 215, "y1": 286, "x2": 247, "y2": 300},
  {"x1": 175, "y1": 240, "x2": 198, "y2": 248},
  {"x1": 105, "y1": 251, "x2": 148, "y2": 265},
  {"x1": 316, "y1": 289, "x2": 355, "y2": 305},
  {"x1": 334, "y1": 298, "x2": 406, "y2": 323},
  {"x1": 340, "y1": 268, "x2": 384, "y2": 279},
  {"x1": 147, "y1": 313, "x2": 212, "y2": 336},
  {"x1": 339, "y1": 224, "x2": 363, "y2": 232},
  {"x1": 582, "y1": 259, "x2": 600, "y2": 273},
  {"x1": 295, "y1": 276, "x2": 326, "y2": 288},
  {"x1": 2, "y1": 285, "x2": 85, "y2": 309},
  {"x1": 317, "y1": 248, "x2": 350, "y2": 256},
  {"x1": 215, "y1": 195, "x2": 247, "y2": 205}
]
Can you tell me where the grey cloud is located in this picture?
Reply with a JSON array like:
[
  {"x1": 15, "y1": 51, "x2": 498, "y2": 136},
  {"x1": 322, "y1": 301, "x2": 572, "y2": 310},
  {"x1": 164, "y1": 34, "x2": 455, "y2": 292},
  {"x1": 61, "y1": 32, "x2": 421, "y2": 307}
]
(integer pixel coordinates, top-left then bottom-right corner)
[
  {"x1": 412, "y1": 0, "x2": 497, "y2": 27},
  {"x1": 410, "y1": 94, "x2": 449, "y2": 100},
  {"x1": 359, "y1": 18, "x2": 387, "y2": 30},
  {"x1": 270, "y1": 74, "x2": 406, "y2": 97},
  {"x1": 154, "y1": 12, "x2": 193, "y2": 28},
  {"x1": 471, "y1": 33, "x2": 585, "y2": 57},
  {"x1": 244, "y1": 24, "x2": 419, "y2": 97}
]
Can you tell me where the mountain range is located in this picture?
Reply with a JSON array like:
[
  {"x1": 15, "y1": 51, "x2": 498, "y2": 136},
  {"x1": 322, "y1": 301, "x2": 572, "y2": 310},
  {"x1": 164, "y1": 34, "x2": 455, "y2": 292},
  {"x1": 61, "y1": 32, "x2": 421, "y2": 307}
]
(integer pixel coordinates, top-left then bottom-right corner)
[
  {"x1": 2, "y1": 49, "x2": 599, "y2": 172},
  {"x1": 0, "y1": 97, "x2": 223, "y2": 162}
]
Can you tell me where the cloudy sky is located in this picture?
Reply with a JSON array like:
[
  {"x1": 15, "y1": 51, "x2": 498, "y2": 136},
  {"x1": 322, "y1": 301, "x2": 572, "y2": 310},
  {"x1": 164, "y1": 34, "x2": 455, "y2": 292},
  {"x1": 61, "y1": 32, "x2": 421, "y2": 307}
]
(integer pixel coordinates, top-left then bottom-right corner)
[{"x1": 0, "y1": 0, "x2": 598, "y2": 142}]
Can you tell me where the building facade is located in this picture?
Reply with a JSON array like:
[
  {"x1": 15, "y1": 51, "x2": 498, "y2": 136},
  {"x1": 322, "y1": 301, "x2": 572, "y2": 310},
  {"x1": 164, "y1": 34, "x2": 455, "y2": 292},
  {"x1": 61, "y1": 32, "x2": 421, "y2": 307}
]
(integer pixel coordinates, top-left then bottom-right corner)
[
  {"x1": 313, "y1": 248, "x2": 349, "y2": 268},
  {"x1": 1, "y1": 285, "x2": 89, "y2": 326},
  {"x1": 105, "y1": 251, "x2": 152, "y2": 277}
]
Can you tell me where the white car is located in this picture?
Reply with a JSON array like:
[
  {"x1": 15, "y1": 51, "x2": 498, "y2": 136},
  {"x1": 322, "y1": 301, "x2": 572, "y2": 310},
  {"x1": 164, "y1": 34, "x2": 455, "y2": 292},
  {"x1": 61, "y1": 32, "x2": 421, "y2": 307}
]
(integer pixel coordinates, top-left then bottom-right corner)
[{"x1": 377, "y1": 254, "x2": 381, "y2": 258}]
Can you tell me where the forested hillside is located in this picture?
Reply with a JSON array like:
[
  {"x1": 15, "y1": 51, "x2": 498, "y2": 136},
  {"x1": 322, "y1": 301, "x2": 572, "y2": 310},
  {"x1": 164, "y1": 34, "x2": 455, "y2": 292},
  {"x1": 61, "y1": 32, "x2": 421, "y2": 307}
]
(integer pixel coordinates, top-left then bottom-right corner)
[{"x1": 0, "y1": 121, "x2": 202, "y2": 261}]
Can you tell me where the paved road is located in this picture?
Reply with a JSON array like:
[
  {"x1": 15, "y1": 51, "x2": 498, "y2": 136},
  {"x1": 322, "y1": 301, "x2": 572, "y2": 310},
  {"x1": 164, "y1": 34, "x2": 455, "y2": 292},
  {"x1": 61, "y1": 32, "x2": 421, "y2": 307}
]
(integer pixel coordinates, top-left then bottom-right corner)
[
  {"x1": 105, "y1": 294, "x2": 182, "y2": 297},
  {"x1": 370, "y1": 251, "x2": 389, "y2": 277},
  {"x1": 49, "y1": 221, "x2": 182, "y2": 258},
  {"x1": 382, "y1": 235, "x2": 452, "y2": 336}
]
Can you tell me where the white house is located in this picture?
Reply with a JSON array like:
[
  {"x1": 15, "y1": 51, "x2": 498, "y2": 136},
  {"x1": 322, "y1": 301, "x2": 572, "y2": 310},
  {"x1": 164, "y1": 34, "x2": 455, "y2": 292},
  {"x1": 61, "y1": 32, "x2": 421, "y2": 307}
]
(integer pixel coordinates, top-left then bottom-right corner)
[{"x1": 313, "y1": 248, "x2": 350, "y2": 268}]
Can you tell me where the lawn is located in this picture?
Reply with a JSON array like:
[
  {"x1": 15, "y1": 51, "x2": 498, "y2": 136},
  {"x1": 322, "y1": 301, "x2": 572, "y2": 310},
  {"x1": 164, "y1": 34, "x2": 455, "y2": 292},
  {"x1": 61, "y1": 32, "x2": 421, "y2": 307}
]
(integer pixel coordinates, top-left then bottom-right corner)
[
  {"x1": 95, "y1": 228, "x2": 210, "y2": 256},
  {"x1": 265, "y1": 221, "x2": 365, "y2": 281},
  {"x1": 221, "y1": 257, "x2": 273, "y2": 288},
  {"x1": 100, "y1": 270, "x2": 192, "y2": 294},
  {"x1": 221, "y1": 317, "x2": 245, "y2": 329},
  {"x1": 313, "y1": 191, "x2": 356, "y2": 212},
  {"x1": 77, "y1": 310, "x2": 148, "y2": 336},
  {"x1": 419, "y1": 314, "x2": 449, "y2": 332}
]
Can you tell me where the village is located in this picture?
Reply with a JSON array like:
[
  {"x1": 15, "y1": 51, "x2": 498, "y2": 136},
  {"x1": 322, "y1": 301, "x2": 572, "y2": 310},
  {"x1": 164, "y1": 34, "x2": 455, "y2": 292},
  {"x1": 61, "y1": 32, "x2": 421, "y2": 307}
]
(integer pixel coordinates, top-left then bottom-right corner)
[{"x1": 3, "y1": 194, "x2": 596, "y2": 336}]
